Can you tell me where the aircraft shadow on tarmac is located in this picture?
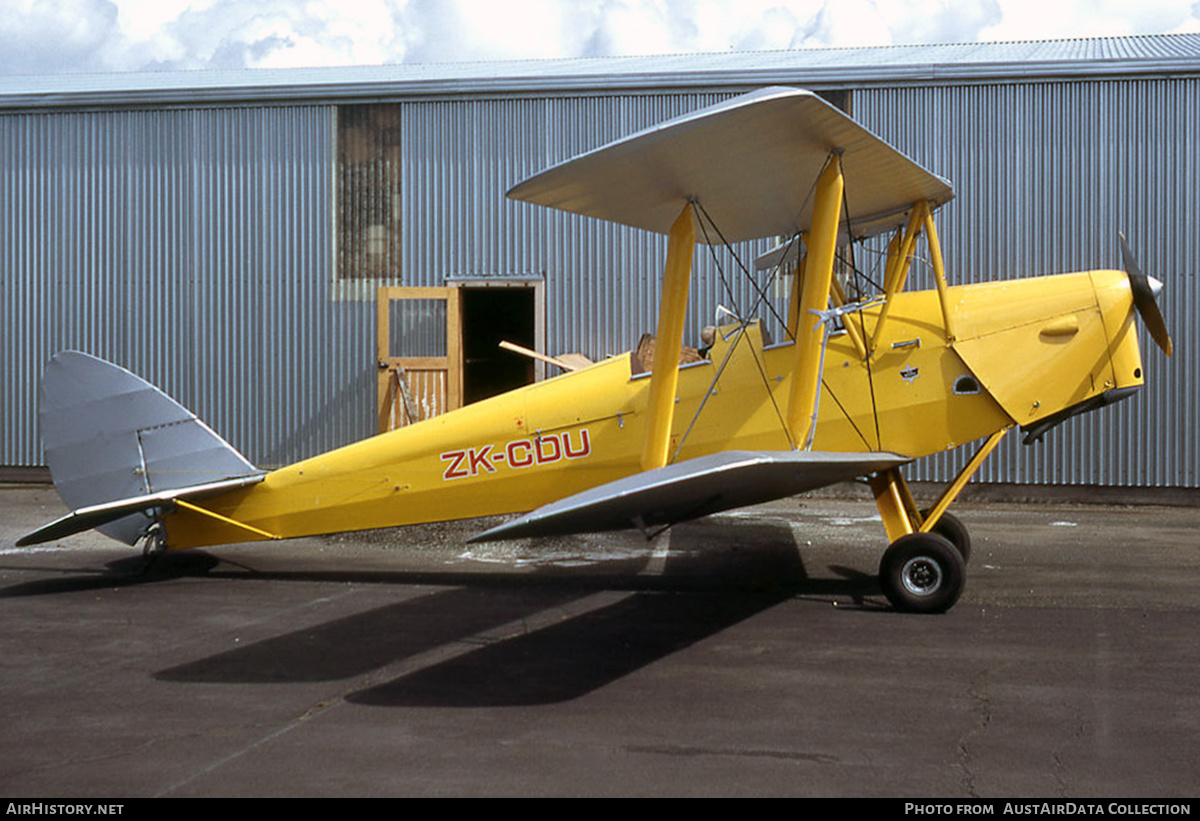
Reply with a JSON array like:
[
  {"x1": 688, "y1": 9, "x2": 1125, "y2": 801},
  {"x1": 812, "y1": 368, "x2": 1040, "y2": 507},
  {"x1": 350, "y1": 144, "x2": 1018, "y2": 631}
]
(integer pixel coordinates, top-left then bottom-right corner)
[
  {"x1": 0, "y1": 550, "x2": 224, "y2": 597},
  {"x1": 148, "y1": 520, "x2": 881, "y2": 706},
  {"x1": 3, "y1": 519, "x2": 882, "y2": 706}
]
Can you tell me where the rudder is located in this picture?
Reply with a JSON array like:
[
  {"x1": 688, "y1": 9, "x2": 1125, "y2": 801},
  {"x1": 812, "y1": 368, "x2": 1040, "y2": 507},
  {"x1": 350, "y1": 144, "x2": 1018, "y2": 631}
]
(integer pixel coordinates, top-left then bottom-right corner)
[{"x1": 39, "y1": 351, "x2": 262, "y2": 545}]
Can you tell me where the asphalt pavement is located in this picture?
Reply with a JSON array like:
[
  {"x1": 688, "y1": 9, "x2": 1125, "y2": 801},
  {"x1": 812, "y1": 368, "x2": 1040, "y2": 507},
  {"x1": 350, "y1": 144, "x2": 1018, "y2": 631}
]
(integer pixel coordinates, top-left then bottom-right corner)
[{"x1": 1, "y1": 483, "x2": 1197, "y2": 797}]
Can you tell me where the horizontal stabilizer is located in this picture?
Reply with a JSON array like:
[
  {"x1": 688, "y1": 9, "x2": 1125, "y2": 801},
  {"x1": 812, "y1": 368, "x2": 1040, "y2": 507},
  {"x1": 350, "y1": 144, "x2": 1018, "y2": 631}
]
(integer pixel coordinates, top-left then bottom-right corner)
[
  {"x1": 16, "y1": 475, "x2": 265, "y2": 547},
  {"x1": 470, "y1": 450, "x2": 910, "y2": 542}
]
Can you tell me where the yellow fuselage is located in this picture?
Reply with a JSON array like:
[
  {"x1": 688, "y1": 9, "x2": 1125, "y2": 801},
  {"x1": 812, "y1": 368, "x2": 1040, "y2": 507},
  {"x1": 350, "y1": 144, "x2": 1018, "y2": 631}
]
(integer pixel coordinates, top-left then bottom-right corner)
[{"x1": 163, "y1": 268, "x2": 1144, "y2": 549}]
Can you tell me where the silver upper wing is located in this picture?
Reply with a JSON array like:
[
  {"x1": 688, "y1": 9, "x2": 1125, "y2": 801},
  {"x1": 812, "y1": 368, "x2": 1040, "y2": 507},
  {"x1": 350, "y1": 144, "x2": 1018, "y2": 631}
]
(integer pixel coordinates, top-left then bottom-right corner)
[{"x1": 507, "y1": 86, "x2": 953, "y2": 244}]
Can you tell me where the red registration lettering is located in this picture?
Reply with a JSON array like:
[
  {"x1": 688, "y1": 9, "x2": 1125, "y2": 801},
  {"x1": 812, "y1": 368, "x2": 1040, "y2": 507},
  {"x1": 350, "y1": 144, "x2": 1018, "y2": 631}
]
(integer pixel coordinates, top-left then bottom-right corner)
[
  {"x1": 535, "y1": 435, "x2": 561, "y2": 464},
  {"x1": 563, "y1": 428, "x2": 591, "y2": 459},
  {"x1": 468, "y1": 445, "x2": 496, "y2": 475},
  {"x1": 440, "y1": 450, "x2": 469, "y2": 480},
  {"x1": 506, "y1": 439, "x2": 534, "y2": 468}
]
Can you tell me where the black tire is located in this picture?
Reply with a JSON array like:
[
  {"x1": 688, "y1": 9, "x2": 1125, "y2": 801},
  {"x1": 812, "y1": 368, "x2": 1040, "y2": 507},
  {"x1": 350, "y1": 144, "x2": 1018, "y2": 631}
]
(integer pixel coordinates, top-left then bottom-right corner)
[
  {"x1": 879, "y1": 532, "x2": 966, "y2": 614},
  {"x1": 921, "y1": 509, "x2": 971, "y2": 565}
]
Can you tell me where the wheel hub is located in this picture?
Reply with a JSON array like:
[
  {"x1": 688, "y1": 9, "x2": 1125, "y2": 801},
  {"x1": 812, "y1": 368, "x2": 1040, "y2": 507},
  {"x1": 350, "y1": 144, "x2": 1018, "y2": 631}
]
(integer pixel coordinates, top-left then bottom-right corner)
[{"x1": 900, "y1": 556, "x2": 943, "y2": 596}]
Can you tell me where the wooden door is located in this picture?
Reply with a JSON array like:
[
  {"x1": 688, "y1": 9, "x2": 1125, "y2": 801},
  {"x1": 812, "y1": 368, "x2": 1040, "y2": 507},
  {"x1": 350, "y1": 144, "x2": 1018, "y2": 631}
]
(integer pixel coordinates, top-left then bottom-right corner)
[{"x1": 376, "y1": 286, "x2": 463, "y2": 433}]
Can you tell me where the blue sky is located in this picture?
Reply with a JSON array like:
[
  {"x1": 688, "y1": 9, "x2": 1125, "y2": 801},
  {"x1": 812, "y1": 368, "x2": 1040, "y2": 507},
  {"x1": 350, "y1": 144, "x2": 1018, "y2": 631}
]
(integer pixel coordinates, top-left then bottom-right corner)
[{"x1": 2, "y1": 0, "x2": 1198, "y2": 75}]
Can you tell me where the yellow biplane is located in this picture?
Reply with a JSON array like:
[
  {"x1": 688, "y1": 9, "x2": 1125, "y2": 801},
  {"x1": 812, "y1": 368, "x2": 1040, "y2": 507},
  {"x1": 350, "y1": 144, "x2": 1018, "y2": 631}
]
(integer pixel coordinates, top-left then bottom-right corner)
[{"x1": 18, "y1": 87, "x2": 1172, "y2": 613}]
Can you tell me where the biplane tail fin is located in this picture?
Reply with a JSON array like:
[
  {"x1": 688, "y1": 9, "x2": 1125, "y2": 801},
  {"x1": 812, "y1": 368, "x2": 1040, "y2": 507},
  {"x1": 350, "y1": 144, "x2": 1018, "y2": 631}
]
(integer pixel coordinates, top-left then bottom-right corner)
[{"x1": 18, "y1": 351, "x2": 264, "y2": 547}]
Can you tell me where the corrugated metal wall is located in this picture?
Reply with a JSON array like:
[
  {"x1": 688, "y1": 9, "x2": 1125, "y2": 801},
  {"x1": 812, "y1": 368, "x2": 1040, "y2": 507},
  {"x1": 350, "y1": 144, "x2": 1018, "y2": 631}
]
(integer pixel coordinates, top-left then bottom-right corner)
[
  {"x1": 396, "y1": 93, "x2": 772, "y2": 360},
  {"x1": 1, "y1": 105, "x2": 364, "y2": 468},
  {"x1": 2, "y1": 95, "x2": 774, "y2": 470},
  {"x1": 855, "y1": 79, "x2": 1197, "y2": 487},
  {"x1": 2, "y1": 79, "x2": 1195, "y2": 487}
]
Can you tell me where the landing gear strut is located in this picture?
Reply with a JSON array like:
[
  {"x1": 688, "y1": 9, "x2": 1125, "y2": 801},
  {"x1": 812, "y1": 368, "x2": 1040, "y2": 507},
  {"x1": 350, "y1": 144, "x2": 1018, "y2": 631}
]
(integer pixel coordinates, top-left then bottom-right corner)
[{"x1": 867, "y1": 428, "x2": 1007, "y2": 612}]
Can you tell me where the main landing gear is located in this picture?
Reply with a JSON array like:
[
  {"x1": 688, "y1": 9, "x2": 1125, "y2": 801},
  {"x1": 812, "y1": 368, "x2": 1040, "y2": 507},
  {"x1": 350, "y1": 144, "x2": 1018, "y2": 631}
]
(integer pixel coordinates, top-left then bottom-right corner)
[{"x1": 867, "y1": 430, "x2": 1008, "y2": 613}]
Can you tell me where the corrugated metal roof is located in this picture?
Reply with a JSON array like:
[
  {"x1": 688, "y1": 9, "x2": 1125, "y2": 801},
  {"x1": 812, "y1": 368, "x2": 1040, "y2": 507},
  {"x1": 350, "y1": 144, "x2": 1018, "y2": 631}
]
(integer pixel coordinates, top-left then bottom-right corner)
[{"x1": 2, "y1": 33, "x2": 1199, "y2": 109}]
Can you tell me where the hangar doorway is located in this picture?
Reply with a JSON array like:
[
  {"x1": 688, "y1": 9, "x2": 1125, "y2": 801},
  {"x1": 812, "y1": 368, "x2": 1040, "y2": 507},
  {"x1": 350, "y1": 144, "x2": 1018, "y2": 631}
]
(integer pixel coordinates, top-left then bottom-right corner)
[
  {"x1": 459, "y1": 281, "x2": 541, "y2": 405},
  {"x1": 377, "y1": 277, "x2": 544, "y2": 432}
]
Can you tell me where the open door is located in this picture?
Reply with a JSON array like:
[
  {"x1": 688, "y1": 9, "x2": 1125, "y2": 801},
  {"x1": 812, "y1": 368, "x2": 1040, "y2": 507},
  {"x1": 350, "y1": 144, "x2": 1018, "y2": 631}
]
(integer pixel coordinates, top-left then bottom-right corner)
[
  {"x1": 377, "y1": 278, "x2": 545, "y2": 432},
  {"x1": 456, "y1": 279, "x2": 544, "y2": 405},
  {"x1": 376, "y1": 286, "x2": 463, "y2": 433}
]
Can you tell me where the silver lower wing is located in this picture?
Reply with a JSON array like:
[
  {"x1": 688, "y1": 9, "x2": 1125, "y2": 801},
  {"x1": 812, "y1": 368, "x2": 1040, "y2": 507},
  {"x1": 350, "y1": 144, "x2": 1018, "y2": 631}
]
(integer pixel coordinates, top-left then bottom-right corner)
[{"x1": 471, "y1": 450, "x2": 911, "y2": 542}]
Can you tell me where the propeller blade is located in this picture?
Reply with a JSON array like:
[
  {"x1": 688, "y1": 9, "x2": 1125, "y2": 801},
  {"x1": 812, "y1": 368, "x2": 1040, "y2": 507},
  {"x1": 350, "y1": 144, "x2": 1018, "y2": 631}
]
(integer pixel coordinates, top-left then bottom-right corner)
[{"x1": 1119, "y1": 233, "x2": 1173, "y2": 357}]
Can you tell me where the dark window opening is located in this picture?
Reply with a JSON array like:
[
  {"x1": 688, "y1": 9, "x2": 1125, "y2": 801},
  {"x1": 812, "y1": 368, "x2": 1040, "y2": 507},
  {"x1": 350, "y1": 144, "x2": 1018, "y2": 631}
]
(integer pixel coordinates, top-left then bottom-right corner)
[{"x1": 337, "y1": 105, "x2": 401, "y2": 281}]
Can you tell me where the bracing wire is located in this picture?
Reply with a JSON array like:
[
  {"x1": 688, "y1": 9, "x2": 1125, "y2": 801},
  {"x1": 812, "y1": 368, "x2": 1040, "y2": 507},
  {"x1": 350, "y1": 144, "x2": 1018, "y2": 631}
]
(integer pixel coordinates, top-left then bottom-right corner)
[
  {"x1": 668, "y1": 318, "x2": 796, "y2": 464},
  {"x1": 838, "y1": 159, "x2": 884, "y2": 450},
  {"x1": 665, "y1": 175, "x2": 877, "y2": 460},
  {"x1": 692, "y1": 200, "x2": 791, "y2": 334},
  {"x1": 691, "y1": 199, "x2": 743, "y2": 318}
]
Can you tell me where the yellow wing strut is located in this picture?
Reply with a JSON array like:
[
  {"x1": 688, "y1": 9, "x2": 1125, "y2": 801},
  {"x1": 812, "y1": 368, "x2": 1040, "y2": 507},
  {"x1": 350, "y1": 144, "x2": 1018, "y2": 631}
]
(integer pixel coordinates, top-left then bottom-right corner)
[
  {"x1": 640, "y1": 204, "x2": 697, "y2": 472},
  {"x1": 924, "y1": 205, "x2": 958, "y2": 343},
  {"x1": 870, "y1": 205, "x2": 925, "y2": 354},
  {"x1": 785, "y1": 154, "x2": 844, "y2": 447}
]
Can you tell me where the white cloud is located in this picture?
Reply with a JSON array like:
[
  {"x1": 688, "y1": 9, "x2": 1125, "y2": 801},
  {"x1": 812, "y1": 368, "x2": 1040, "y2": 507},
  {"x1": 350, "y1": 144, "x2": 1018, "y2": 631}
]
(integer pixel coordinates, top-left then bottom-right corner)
[
  {"x1": 979, "y1": 0, "x2": 1200, "y2": 40},
  {"x1": 124, "y1": 0, "x2": 408, "y2": 70},
  {"x1": 0, "y1": 0, "x2": 1197, "y2": 75},
  {"x1": 0, "y1": 0, "x2": 120, "y2": 74}
]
